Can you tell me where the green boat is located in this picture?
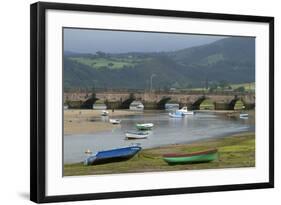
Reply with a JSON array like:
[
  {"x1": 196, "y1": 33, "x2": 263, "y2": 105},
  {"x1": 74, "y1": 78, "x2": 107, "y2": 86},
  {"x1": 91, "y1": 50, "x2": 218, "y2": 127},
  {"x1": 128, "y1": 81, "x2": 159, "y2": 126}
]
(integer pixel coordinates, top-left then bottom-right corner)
[
  {"x1": 163, "y1": 149, "x2": 218, "y2": 165},
  {"x1": 136, "y1": 123, "x2": 154, "y2": 130}
]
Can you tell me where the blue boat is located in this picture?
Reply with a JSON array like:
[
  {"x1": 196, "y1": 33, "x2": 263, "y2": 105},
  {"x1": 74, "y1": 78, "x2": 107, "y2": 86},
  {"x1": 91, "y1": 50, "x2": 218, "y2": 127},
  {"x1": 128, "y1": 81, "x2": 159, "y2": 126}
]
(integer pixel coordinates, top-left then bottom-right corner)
[
  {"x1": 169, "y1": 110, "x2": 184, "y2": 118},
  {"x1": 84, "y1": 146, "x2": 142, "y2": 165}
]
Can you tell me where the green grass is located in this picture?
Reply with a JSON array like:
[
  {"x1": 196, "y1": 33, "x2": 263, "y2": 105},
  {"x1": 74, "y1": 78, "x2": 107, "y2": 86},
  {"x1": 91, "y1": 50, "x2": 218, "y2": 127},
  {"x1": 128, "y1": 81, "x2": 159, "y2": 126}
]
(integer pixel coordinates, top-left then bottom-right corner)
[
  {"x1": 230, "y1": 82, "x2": 255, "y2": 92},
  {"x1": 234, "y1": 100, "x2": 245, "y2": 110},
  {"x1": 64, "y1": 132, "x2": 255, "y2": 176},
  {"x1": 69, "y1": 57, "x2": 151, "y2": 70},
  {"x1": 200, "y1": 99, "x2": 215, "y2": 110},
  {"x1": 185, "y1": 82, "x2": 255, "y2": 92}
]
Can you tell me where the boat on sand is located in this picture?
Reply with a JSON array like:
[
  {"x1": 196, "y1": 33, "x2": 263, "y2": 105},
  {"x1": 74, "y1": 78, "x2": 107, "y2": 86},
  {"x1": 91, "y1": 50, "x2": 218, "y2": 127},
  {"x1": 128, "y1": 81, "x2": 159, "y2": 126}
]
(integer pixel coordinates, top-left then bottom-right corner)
[
  {"x1": 162, "y1": 148, "x2": 218, "y2": 165},
  {"x1": 84, "y1": 146, "x2": 142, "y2": 165},
  {"x1": 101, "y1": 110, "x2": 109, "y2": 116}
]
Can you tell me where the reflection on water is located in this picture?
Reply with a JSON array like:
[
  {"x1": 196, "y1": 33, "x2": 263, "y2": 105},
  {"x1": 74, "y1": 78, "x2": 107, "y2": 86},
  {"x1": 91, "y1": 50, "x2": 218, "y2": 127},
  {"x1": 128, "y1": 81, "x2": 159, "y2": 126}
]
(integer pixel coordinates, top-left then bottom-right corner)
[{"x1": 64, "y1": 111, "x2": 254, "y2": 164}]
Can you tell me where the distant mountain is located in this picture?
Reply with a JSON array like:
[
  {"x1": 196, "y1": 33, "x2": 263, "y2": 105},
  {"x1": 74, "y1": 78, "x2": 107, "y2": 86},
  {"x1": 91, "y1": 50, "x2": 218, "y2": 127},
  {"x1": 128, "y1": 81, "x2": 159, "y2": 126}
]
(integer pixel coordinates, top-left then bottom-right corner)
[{"x1": 63, "y1": 37, "x2": 255, "y2": 90}]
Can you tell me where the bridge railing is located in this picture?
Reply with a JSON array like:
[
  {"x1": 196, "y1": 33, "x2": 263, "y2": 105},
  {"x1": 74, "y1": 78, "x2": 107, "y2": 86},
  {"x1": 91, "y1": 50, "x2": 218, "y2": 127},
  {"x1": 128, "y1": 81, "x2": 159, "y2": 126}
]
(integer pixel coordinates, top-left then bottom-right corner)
[{"x1": 64, "y1": 88, "x2": 254, "y2": 96}]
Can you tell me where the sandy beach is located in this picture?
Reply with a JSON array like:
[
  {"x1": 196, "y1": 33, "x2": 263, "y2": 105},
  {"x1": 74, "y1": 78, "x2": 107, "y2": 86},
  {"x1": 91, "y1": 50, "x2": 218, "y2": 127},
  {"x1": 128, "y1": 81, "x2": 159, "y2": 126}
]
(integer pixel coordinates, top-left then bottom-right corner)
[{"x1": 64, "y1": 109, "x2": 140, "y2": 135}]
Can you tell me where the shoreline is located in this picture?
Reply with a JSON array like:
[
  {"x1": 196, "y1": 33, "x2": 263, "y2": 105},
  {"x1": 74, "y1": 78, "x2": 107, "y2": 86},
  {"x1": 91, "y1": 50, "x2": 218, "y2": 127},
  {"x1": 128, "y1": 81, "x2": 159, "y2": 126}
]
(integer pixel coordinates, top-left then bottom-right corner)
[
  {"x1": 64, "y1": 131, "x2": 255, "y2": 176},
  {"x1": 64, "y1": 109, "x2": 254, "y2": 135}
]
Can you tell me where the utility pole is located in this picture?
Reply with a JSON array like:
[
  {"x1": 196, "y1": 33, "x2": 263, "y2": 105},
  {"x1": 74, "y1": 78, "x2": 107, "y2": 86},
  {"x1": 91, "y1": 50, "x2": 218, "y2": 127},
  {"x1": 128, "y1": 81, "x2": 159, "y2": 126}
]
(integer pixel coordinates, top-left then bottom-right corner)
[{"x1": 150, "y1": 74, "x2": 156, "y2": 93}]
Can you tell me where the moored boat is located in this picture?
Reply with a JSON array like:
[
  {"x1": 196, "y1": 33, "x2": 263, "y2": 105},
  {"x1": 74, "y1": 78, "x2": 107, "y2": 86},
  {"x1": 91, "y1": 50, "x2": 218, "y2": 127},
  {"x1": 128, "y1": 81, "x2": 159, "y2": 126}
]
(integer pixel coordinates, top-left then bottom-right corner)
[
  {"x1": 84, "y1": 146, "x2": 142, "y2": 165},
  {"x1": 109, "y1": 119, "x2": 121, "y2": 124},
  {"x1": 169, "y1": 111, "x2": 184, "y2": 118},
  {"x1": 136, "y1": 123, "x2": 154, "y2": 130},
  {"x1": 163, "y1": 148, "x2": 218, "y2": 165},
  {"x1": 129, "y1": 101, "x2": 144, "y2": 111},
  {"x1": 239, "y1": 113, "x2": 249, "y2": 118},
  {"x1": 125, "y1": 131, "x2": 149, "y2": 139},
  {"x1": 177, "y1": 107, "x2": 194, "y2": 115}
]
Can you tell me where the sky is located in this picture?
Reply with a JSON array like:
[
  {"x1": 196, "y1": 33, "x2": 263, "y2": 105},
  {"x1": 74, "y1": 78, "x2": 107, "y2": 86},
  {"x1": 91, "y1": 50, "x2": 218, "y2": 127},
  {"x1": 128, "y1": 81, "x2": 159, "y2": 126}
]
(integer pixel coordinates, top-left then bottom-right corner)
[{"x1": 64, "y1": 28, "x2": 225, "y2": 54}]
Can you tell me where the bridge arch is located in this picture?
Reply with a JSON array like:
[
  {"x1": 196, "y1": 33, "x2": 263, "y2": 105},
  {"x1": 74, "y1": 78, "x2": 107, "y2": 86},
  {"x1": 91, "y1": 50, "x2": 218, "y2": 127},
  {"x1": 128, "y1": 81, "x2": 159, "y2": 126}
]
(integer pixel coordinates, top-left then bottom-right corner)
[
  {"x1": 80, "y1": 96, "x2": 98, "y2": 109},
  {"x1": 118, "y1": 93, "x2": 137, "y2": 109},
  {"x1": 157, "y1": 96, "x2": 172, "y2": 109},
  {"x1": 199, "y1": 98, "x2": 215, "y2": 110},
  {"x1": 228, "y1": 96, "x2": 245, "y2": 110},
  {"x1": 191, "y1": 95, "x2": 209, "y2": 110}
]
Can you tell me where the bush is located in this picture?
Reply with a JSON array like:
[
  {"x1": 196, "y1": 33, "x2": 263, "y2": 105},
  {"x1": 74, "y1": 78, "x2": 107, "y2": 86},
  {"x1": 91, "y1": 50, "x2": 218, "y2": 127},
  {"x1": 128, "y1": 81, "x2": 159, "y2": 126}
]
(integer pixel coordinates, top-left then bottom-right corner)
[{"x1": 234, "y1": 86, "x2": 245, "y2": 92}]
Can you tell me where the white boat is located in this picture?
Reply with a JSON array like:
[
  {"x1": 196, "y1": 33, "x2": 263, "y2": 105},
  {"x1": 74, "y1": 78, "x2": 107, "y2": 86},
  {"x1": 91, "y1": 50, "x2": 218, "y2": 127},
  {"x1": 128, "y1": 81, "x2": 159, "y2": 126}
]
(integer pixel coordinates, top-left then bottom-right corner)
[
  {"x1": 93, "y1": 104, "x2": 107, "y2": 110},
  {"x1": 240, "y1": 113, "x2": 249, "y2": 118},
  {"x1": 177, "y1": 107, "x2": 194, "y2": 115},
  {"x1": 109, "y1": 119, "x2": 121, "y2": 124},
  {"x1": 125, "y1": 131, "x2": 149, "y2": 139},
  {"x1": 101, "y1": 110, "x2": 109, "y2": 116},
  {"x1": 136, "y1": 123, "x2": 154, "y2": 130},
  {"x1": 165, "y1": 103, "x2": 179, "y2": 111},
  {"x1": 130, "y1": 101, "x2": 144, "y2": 111},
  {"x1": 169, "y1": 111, "x2": 184, "y2": 118}
]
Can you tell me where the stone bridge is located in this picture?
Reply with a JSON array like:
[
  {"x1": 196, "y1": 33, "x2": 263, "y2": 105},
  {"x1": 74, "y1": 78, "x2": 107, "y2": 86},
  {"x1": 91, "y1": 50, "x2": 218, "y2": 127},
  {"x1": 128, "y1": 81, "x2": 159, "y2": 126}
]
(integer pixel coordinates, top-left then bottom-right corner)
[{"x1": 64, "y1": 90, "x2": 255, "y2": 110}]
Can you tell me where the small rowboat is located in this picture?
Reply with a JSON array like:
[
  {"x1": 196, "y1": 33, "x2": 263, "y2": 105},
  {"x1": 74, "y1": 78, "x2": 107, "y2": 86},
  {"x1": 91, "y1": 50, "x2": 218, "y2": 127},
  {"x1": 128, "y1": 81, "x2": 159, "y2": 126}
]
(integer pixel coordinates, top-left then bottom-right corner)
[
  {"x1": 239, "y1": 113, "x2": 249, "y2": 119},
  {"x1": 101, "y1": 110, "x2": 109, "y2": 116},
  {"x1": 84, "y1": 146, "x2": 142, "y2": 165},
  {"x1": 125, "y1": 131, "x2": 149, "y2": 139},
  {"x1": 136, "y1": 123, "x2": 154, "y2": 130},
  {"x1": 109, "y1": 119, "x2": 121, "y2": 124},
  {"x1": 163, "y1": 149, "x2": 218, "y2": 165}
]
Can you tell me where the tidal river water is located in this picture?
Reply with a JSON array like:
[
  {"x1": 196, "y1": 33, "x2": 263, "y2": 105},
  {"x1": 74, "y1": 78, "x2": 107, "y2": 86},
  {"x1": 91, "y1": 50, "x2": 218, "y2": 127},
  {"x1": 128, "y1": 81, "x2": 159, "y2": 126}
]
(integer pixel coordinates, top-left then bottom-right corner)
[{"x1": 64, "y1": 111, "x2": 254, "y2": 164}]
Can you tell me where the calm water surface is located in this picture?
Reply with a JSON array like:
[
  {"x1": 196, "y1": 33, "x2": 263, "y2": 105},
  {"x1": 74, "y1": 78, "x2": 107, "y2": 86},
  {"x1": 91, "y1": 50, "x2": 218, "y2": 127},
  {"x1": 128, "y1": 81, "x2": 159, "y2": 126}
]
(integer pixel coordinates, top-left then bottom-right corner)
[{"x1": 64, "y1": 111, "x2": 254, "y2": 164}]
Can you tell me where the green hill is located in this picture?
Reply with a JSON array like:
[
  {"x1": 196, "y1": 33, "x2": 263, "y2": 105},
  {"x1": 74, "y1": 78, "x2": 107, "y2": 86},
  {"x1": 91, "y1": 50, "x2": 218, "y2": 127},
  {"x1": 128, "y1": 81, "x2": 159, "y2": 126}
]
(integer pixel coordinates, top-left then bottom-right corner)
[{"x1": 64, "y1": 37, "x2": 255, "y2": 90}]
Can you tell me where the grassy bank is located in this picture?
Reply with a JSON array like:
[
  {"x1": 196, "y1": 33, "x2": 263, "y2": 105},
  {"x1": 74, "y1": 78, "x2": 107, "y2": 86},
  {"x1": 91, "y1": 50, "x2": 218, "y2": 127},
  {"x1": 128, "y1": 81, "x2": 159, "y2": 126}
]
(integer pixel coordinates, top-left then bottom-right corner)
[{"x1": 64, "y1": 132, "x2": 255, "y2": 176}]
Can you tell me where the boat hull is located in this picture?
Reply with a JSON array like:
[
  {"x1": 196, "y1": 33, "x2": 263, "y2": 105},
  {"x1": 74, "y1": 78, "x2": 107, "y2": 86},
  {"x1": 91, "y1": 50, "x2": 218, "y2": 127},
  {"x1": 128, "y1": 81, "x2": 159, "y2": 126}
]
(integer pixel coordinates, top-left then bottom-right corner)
[
  {"x1": 125, "y1": 132, "x2": 148, "y2": 139},
  {"x1": 109, "y1": 119, "x2": 121, "y2": 124},
  {"x1": 136, "y1": 123, "x2": 154, "y2": 130},
  {"x1": 85, "y1": 146, "x2": 141, "y2": 165},
  {"x1": 169, "y1": 113, "x2": 184, "y2": 118},
  {"x1": 163, "y1": 149, "x2": 218, "y2": 165}
]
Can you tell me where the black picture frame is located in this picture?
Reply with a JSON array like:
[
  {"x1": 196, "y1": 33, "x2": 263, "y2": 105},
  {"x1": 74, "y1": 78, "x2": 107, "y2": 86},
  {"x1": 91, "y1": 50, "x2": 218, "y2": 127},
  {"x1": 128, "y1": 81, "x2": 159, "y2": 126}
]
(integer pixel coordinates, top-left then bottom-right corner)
[{"x1": 30, "y1": 2, "x2": 274, "y2": 203}]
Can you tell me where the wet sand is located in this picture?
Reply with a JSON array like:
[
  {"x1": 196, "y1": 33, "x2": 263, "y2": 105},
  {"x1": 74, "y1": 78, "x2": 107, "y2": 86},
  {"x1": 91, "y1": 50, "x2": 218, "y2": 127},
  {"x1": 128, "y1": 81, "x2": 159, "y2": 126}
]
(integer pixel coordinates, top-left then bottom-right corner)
[{"x1": 64, "y1": 109, "x2": 139, "y2": 135}]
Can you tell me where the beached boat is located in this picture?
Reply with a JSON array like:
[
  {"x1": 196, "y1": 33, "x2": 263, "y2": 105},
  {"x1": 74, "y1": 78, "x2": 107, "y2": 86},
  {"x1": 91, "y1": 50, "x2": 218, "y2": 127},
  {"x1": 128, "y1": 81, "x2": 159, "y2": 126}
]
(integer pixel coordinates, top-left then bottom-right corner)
[
  {"x1": 125, "y1": 131, "x2": 149, "y2": 139},
  {"x1": 177, "y1": 107, "x2": 194, "y2": 115},
  {"x1": 84, "y1": 146, "x2": 142, "y2": 165},
  {"x1": 136, "y1": 123, "x2": 154, "y2": 130},
  {"x1": 101, "y1": 110, "x2": 109, "y2": 116},
  {"x1": 162, "y1": 148, "x2": 218, "y2": 165},
  {"x1": 109, "y1": 119, "x2": 121, "y2": 124},
  {"x1": 169, "y1": 111, "x2": 184, "y2": 118}
]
